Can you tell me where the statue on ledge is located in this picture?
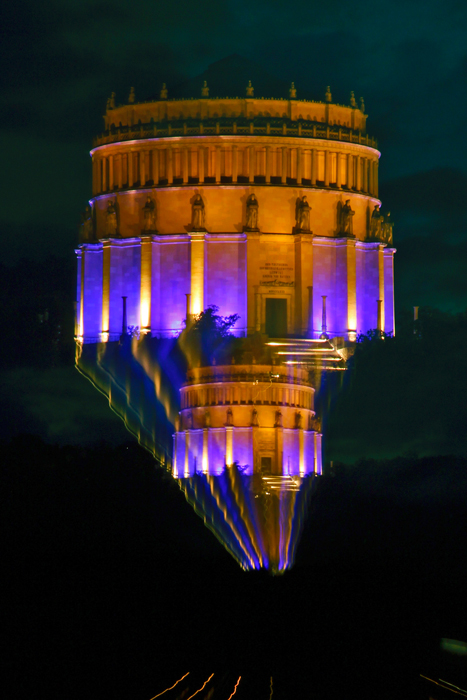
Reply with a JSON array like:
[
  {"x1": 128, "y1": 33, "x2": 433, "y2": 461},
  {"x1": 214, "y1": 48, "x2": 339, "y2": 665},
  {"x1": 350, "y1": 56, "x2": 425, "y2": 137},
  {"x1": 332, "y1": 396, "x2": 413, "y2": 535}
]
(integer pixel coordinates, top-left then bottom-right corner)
[
  {"x1": 142, "y1": 195, "x2": 157, "y2": 231},
  {"x1": 295, "y1": 195, "x2": 311, "y2": 232},
  {"x1": 338, "y1": 199, "x2": 355, "y2": 236},
  {"x1": 245, "y1": 193, "x2": 259, "y2": 230},
  {"x1": 105, "y1": 200, "x2": 118, "y2": 237},
  {"x1": 370, "y1": 204, "x2": 383, "y2": 239},
  {"x1": 79, "y1": 205, "x2": 94, "y2": 242},
  {"x1": 191, "y1": 194, "x2": 205, "y2": 230},
  {"x1": 381, "y1": 211, "x2": 394, "y2": 245}
]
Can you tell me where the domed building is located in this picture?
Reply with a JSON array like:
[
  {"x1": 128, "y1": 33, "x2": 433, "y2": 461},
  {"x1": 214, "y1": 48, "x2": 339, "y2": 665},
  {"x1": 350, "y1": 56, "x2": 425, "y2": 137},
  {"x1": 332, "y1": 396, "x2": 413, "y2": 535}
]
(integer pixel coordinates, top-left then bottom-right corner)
[{"x1": 76, "y1": 79, "x2": 395, "y2": 481}]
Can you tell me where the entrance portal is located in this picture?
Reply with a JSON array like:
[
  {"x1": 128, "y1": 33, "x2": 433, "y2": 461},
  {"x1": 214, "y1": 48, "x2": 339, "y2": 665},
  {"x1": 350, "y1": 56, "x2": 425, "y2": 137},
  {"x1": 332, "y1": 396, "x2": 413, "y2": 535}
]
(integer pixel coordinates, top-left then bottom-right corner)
[{"x1": 265, "y1": 298, "x2": 287, "y2": 337}]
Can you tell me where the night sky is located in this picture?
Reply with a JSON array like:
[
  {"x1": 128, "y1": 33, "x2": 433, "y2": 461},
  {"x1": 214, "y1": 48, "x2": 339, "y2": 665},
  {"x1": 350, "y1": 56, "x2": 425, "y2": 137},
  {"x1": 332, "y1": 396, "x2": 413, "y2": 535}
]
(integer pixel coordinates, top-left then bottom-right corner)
[
  {"x1": 3, "y1": 6, "x2": 467, "y2": 696},
  {"x1": 2, "y1": 0, "x2": 467, "y2": 310}
]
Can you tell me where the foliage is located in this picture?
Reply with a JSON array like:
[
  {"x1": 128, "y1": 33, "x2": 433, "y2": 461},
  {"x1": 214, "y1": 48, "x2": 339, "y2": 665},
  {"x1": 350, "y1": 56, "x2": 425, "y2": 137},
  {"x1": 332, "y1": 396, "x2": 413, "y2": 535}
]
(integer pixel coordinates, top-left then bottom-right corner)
[{"x1": 183, "y1": 305, "x2": 240, "y2": 366}]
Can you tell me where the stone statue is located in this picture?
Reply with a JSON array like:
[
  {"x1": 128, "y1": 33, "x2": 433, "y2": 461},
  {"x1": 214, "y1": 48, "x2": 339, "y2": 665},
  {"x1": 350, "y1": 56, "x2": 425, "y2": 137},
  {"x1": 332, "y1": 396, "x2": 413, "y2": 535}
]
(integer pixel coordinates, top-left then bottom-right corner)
[
  {"x1": 251, "y1": 409, "x2": 259, "y2": 427},
  {"x1": 370, "y1": 204, "x2": 383, "y2": 239},
  {"x1": 360, "y1": 96, "x2": 365, "y2": 113},
  {"x1": 274, "y1": 410, "x2": 283, "y2": 428},
  {"x1": 226, "y1": 408, "x2": 233, "y2": 426},
  {"x1": 201, "y1": 80, "x2": 209, "y2": 97},
  {"x1": 325, "y1": 86, "x2": 332, "y2": 103},
  {"x1": 106, "y1": 200, "x2": 118, "y2": 237},
  {"x1": 295, "y1": 196, "x2": 311, "y2": 231},
  {"x1": 186, "y1": 411, "x2": 193, "y2": 430},
  {"x1": 109, "y1": 92, "x2": 115, "y2": 109},
  {"x1": 191, "y1": 194, "x2": 205, "y2": 230},
  {"x1": 245, "y1": 194, "x2": 259, "y2": 230},
  {"x1": 142, "y1": 195, "x2": 157, "y2": 231},
  {"x1": 295, "y1": 411, "x2": 303, "y2": 429},
  {"x1": 160, "y1": 83, "x2": 168, "y2": 100},
  {"x1": 289, "y1": 82, "x2": 297, "y2": 99},
  {"x1": 80, "y1": 205, "x2": 94, "y2": 242},
  {"x1": 246, "y1": 80, "x2": 254, "y2": 97},
  {"x1": 350, "y1": 91, "x2": 356, "y2": 108},
  {"x1": 340, "y1": 199, "x2": 355, "y2": 236},
  {"x1": 204, "y1": 411, "x2": 211, "y2": 428},
  {"x1": 128, "y1": 87, "x2": 135, "y2": 104},
  {"x1": 381, "y1": 212, "x2": 393, "y2": 244},
  {"x1": 309, "y1": 414, "x2": 321, "y2": 432}
]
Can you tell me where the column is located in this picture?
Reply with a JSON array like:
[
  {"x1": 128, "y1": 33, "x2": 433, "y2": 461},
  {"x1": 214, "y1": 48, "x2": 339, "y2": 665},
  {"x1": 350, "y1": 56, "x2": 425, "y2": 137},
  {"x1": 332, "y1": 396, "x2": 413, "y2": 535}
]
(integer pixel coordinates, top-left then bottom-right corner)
[
  {"x1": 140, "y1": 236, "x2": 152, "y2": 331},
  {"x1": 363, "y1": 158, "x2": 368, "y2": 193},
  {"x1": 232, "y1": 146, "x2": 238, "y2": 183},
  {"x1": 102, "y1": 239, "x2": 111, "y2": 339},
  {"x1": 249, "y1": 146, "x2": 255, "y2": 183},
  {"x1": 182, "y1": 148, "x2": 188, "y2": 184},
  {"x1": 117, "y1": 154, "x2": 123, "y2": 189},
  {"x1": 347, "y1": 154, "x2": 353, "y2": 190},
  {"x1": 202, "y1": 428, "x2": 209, "y2": 473},
  {"x1": 346, "y1": 239, "x2": 357, "y2": 336},
  {"x1": 294, "y1": 234, "x2": 313, "y2": 335},
  {"x1": 167, "y1": 147, "x2": 173, "y2": 185},
  {"x1": 374, "y1": 160, "x2": 379, "y2": 197},
  {"x1": 152, "y1": 149, "x2": 159, "y2": 185},
  {"x1": 102, "y1": 157, "x2": 107, "y2": 192},
  {"x1": 128, "y1": 151, "x2": 134, "y2": 188},
  {"x1": 108, "y1": 155, "x2": 114, "y2": 191},
  {"x1": 307, "y1": 286, "x2": 313, "y2": 336},
  {"x1": 255, "y1": 289, "x2": 261, "y2": 332},
  {"x1": 336, "y1": 152, "x2": 342, "y2": 188},
  {"x1": 225, "y1": 426, "x2": 233, "y2": 466},
  {"x1": 296, "y1": 147, "x2": 302, "y2": 185},
  {"x1": 384, "y1": 248, "x2": 395, "y2": 335},
  {"x1": 198, "y1": 147, "x2": 204, "y2": 184},
  {"x1": 356, "y1": 155, "x2": 362, "y2": 191},
  {"x1": 265, "y1": 146, "x2": 271, "y2": 184},
  {"x1": 310, "y1": 149, "x2": 316, "y2": 186},
  {"x1": 378, "y1": 245, "x2": 385, "y2": 331},
  {"x1": 215, "y1": 146, "x2": 221, "y2": 184},
  {"x1": 324, "y1": 151, "x2": 330, "y2": 187},
  {"x1": 275, "y1": 423, "x2": 283, "y2": 475},
  {"x1": 138, "y1": 151, "x2": 144, "y2": 186},
  {"x1": 190, "y1": 232, "x2": 205, "y2": 315},
  {"x1": 281, "y1": 147, "x2": 287, "y2": 184}
]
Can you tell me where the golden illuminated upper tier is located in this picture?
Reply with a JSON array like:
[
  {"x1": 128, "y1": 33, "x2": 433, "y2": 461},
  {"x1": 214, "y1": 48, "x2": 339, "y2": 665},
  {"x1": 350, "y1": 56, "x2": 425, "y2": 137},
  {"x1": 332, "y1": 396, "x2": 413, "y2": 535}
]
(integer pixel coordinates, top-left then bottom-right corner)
[
  {"x1": 96, "y1": 96, "x2": 370, "y2": 147},
  {"x1": 89, "y1": 96, "x2": 381, "y2": 241}
]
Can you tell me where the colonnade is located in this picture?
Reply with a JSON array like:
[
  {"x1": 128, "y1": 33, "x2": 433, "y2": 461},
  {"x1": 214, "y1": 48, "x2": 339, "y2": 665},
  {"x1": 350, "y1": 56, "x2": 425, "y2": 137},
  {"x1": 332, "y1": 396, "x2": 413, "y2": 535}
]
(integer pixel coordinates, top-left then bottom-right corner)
[{"x1": 92, "y1": 142, "x2": 379, "y2": 197}]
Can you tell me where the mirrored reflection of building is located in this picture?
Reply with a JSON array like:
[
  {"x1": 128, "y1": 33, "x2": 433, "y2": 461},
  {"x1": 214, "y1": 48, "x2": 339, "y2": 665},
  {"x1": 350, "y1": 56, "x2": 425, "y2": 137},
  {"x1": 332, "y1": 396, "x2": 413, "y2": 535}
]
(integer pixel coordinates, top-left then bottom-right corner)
[{"x1": 75, "y1": 80, "x2": 395, "y2": 572}]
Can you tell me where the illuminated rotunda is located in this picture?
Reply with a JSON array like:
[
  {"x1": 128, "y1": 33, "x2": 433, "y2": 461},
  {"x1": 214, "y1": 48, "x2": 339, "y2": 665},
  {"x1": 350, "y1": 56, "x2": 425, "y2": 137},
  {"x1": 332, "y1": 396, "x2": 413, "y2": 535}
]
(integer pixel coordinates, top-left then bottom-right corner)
[{"x1": 76, "y1": 80, "x2": 395, "y2": 480}]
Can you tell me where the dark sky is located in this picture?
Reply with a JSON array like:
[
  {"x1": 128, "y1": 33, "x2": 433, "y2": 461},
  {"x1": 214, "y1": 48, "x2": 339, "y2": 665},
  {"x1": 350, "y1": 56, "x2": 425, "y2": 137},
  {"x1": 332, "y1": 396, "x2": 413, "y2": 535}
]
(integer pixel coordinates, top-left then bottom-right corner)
[{"x1": 2, "y1": 0, "x2": 467, "y2": 312}]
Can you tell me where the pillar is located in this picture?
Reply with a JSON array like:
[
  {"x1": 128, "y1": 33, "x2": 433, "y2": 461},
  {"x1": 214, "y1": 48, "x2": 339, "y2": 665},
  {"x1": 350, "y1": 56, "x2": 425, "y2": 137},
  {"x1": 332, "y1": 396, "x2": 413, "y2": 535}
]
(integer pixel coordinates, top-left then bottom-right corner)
[
  {"x1": 232, "y1": 146, "x2": 238, "y2": 183},
  {"x1": 336, "y1": 152, "x2": 342, "y2": 188},
  {"x1": 152, "y1": 149, "x2": 159, "y2": 185},
  {"x1": 182, "y1": 148, "x2": 188, "y2": 184},
  {"x1": 108, "y1": 155, "x2": 114, "y2": 191},
  {"x1": 140, "y1": 151, "x2": 146, "y2": 186},
  {"x1": 190, "y1": 232, "x2": 205, "y2": 315},
  {"x1": 296, "y1": 148, "x2": 302, "y2": 185},
  {"x1": 294, "y1": 234, "x2": 313, "y2": 335},
  {"x1": 346, "y1": 239, "x2": 357, "y2": 336},
  {"x1": 378, "y1": 245, "x2": 385, "y2": 331},
  {"x1": 102, "y1": 239, "x2": 111, "y2": 339},
  {"x1": 140, "y1": 236, "x2": 152, "y2": 331},
  {"x1": 225, "y1": 426, "x2": 233, "y2": 466},
  {"x1": 356, "y1": 155, "x2": 361, "y2": 191},
  {"x1": 374, "y1": 160, "x2": 379, "y2": 197},
  {"x1": 310, "y1": 149, "x2": 316, "y2": 186},
  {"x1": 265, "y1": 146, "x2": 271, "y2": 184},
  {"x1": 324, "y1": 151, "x2": 330, "y2": 187},
  {"x1": 255, "y1": 290, "x2": 261, "y2": 332},
  {"x1": 215, "y1": 146, "x2": 221, "y2": 184},
  {"x1": 249, "y1": 146, "x2": 255, "y2": 183},
  {"x1": 102, "y1": 157, "x2": 107, "y2": 192},
  {"x1": 307, "y1": 286, "x2": 313, "y2": 336},
  {"x1": 167, "y1": 147, "x2": 173, "y2": 185},
  {"x1": 128, "y1": 151, "x2": 134, "y2": 188},
  {"x1": 281, "y1": 147, "x2": 287, "y2": 184},
  {"x1": 198, "y1": 147, "x2": 204, "y2": 184}
]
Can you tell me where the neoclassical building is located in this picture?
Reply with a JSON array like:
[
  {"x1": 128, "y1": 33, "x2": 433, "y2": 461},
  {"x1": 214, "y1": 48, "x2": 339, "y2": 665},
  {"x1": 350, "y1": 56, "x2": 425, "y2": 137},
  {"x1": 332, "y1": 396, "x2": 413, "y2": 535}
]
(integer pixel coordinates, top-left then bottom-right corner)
[
  {"x1": 76, "y1": 81, "x2": 395, "y2": 482},
  {"x1": 77, "y1": 84, "x2": 394, "y2": 344}
]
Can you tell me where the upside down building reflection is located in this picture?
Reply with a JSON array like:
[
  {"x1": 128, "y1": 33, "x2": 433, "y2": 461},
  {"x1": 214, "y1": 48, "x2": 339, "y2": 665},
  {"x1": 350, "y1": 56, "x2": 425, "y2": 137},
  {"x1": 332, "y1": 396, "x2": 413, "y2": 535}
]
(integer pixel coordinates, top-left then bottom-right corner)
[{"x1": 75, "y1": 78, "x2": 395, "y2": 571}]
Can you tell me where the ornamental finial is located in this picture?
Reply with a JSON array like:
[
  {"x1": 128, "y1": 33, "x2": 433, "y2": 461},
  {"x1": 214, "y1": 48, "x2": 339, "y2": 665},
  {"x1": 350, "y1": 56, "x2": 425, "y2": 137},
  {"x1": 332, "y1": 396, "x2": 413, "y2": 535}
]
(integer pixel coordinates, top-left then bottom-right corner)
[
  {"x1": 350, "y1": 91, "x2": 356, "y2": 107},
  {"x1": 160, "y1": 83, "x2": 168, "y2": 100},
  {"x1": 128, "y1": 87, "x2": 135, "y2": 104},
  {"x1": 289, "y1": 82, "x2": 297, "y2": 99},
  {"x1": 325, "y1": 86, "x2": 332, "y2": 102},
  {"x1": 201, "y1": 80, "x2": 209, "y2": 97},
  {"x1": 360, "y1": 96, "x2": 365, "y2": 113},
  {"x1": 246, "y1": 80, "x2": 254, "y2": 97}
]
